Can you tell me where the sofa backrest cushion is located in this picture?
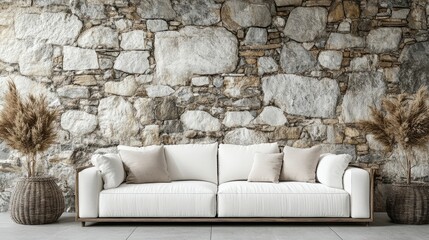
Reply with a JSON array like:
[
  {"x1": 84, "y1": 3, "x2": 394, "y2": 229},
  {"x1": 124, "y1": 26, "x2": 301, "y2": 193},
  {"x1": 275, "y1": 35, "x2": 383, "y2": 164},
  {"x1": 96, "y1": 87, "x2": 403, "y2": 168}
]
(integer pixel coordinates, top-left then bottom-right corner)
[
  {"x1": 164, "y1": 143, "x2": 218, "y2": 184},
  {"x1": 218, "y1": 143, "x2": 279, "y2": 184}
]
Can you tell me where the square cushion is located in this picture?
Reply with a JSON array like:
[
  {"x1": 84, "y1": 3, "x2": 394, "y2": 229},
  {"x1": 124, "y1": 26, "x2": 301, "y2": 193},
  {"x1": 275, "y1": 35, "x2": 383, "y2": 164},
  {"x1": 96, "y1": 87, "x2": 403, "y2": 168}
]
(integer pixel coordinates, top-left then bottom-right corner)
[
  {"x1": 118, "y1": 145, "x2": 170, "y2": 184},
  {"x1": 280, "y1": 145, "x2": 322, "y2": 182},
  {"x1": 317, "y1": 153, "x2": 351, "y2": 189},
  {"x1": 248, "y1": 153, "x2": 283, "y2": 183},
  {"x1": 164, "y1": 143, "x2": 218, "y2": 184},
  {"x1": 218, "y1": 143, "x2": 279, "y2": 184},
  {"x1": 90, "y1": 153, "x2": 125, "y2": 189}
]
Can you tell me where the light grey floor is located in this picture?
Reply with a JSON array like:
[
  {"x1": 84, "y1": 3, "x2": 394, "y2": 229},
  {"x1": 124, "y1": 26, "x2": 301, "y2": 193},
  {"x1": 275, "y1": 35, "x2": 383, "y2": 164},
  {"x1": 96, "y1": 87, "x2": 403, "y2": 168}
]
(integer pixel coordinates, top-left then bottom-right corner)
[{"x1": 1, "y1": 213, "x2": 428, "y2": 240}]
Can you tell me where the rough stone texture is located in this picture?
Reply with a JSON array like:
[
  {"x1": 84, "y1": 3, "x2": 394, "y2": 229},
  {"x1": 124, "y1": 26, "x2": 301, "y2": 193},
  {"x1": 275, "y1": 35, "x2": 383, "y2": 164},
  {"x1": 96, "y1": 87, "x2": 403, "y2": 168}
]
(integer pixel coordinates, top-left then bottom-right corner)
[
  {"x1": 180, "y1": 110, "x2": 221, "y2": 131},
  {"x1": 342, "y1": 71, "x2": 386, "y2": 123},
  {"x1": 367, "y1": 28, "x2": 402, "y2": 53},
  {"x1": 224, "y1": 76, "x2": 259, "y2": 98},
  {"x1": 274, "y1": 0, "x2": 302, "y2": 6},
  {"x1": 224, "y1": 128, "x2": 267, "y2": 145},
  {"x1": 244, "y1": 27, "x2": 267, "y2": 45},
  {"x1": 284, "y1": 7, "x2": 327, "y2": 42},
  {"x1": 77, "y1": 26, "x2": 119, "y2": 49},
  {"x1": 223, "y1": 111, "x2": 254, "y2": 127},
  {"x1": 134, "y1": 98, "x2": 155, "y2": 125},
  {"x1": 191, "y1": 76, "x2": 210, "y2": 86},
  {"x1": 253, "y1": 106, "x2": 287, "y2": 126},
  {"x1": 63, "y1": 46, "x2": 99, "y2": 71},
  {"x1": 146, "y1": 85, "x2": 174, "y2": 97},
  {"x1": 280, "y1": 42, "x2": 317, "y2": 74},
  {"x1": 173, "y1": 0, "x2": 221, "y2": 26},
  {"x1": 114, "y1": 51, "x2": 150, "y2": 74},
  {"x1": 137, "y1": 0, "x2": 176, "y2": 20},
  {"x1": 19, "y1": 41, "x2": 53, "y2": 76},
  {"x1": 14, "y1": 12, "x2": 82, "y2": 45},
  {"x1": 146, "y1": 20, "x2": 168, "y2": 32},
  {"x1": 398, "y1": 42, "x2": 429, "y2": 93},
  {"x1": 262, "y1": 74, "x2": 339, "y2": 118},
  {"x1": 98, "y1": 96, "x2": 139, "y2": 140},
  {"x1": 326, "y1": 33, "x2": 365, "y2": 49},
  {"x1": 258, "y1": 57, "x2": 278, "y2": 75},
  {"x1": 61, "y1": 110, "x2": 98, "y2": 136},
  {"x1": 141, "y1": 125, "x2": 161, "y2": 146},
  {"x1": 73, "y1": 75, "x2": 97, "y2": 86},
  {"x1": 104, "y1": 76, "x2": 138, "y2": 96},
  {"x1": 155, "y1": 97, "x2": 178, "y2": 120},
  {"x1": 120, "y1": 30, "x2": 147, "y2": 50},
  {"x1": 221, "y1": 0, "x2": 272, "y2": 30},
  {"x1": 318, "y1": 50, "x2": 343, "y2": 70},
  {"x1": 350, "y1": 55, "x2": 378, "y2": 71},
  {"x1": 155, "y1": 27, "x2": 238, "y2": 86}
]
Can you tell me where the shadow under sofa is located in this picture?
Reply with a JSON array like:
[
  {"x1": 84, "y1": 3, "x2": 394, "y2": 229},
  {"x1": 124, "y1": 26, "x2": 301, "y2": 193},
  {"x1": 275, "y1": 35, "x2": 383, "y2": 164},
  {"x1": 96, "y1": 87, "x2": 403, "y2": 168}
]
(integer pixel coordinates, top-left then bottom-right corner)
[{"x1": 75, "y1": 143, "x2": 374, "y2": 226}]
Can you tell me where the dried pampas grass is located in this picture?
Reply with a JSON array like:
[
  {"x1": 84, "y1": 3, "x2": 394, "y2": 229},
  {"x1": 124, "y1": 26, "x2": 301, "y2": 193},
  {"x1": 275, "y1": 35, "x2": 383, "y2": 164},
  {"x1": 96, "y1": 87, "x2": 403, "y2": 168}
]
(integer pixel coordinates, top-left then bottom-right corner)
[
  {"x1": 359, "y1": 87, "x2": 429, "y2": 184},
  {"x1": 0, "y1": 81, "x2": 58, "y2": 177}
]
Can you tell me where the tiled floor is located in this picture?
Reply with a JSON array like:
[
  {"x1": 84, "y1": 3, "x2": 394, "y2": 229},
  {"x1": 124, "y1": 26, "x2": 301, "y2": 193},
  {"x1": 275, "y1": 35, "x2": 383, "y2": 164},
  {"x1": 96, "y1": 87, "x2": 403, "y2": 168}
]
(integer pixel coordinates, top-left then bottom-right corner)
[{"x1": 1, "y1": 213, "x2": 428, "y2": 240}]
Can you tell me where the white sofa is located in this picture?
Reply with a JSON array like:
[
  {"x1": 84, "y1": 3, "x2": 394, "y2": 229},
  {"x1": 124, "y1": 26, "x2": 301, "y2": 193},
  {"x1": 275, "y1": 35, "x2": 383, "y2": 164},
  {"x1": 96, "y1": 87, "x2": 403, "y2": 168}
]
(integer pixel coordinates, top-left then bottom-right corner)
[{"x1": 76, "y1": 143, "x2": 373, "y2": 225}]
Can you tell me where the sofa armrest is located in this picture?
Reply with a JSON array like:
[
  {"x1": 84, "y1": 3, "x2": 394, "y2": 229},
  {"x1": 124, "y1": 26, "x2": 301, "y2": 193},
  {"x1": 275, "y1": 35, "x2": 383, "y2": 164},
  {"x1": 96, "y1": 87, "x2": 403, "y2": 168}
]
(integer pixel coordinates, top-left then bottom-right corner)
[
  {"x1": 343, "y1": 167, "x2": 372, "y2": 218},
  {"x1": 76, "y1": 167, "x2": 102, "y2": 218}
]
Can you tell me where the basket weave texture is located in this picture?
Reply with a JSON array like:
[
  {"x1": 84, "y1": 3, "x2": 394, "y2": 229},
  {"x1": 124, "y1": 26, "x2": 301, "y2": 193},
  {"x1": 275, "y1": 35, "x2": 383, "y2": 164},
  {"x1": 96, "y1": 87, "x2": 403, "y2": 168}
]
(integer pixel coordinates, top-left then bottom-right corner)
[
  {"x1": 10, "y1": 177, "x2": 65, "y2": 225},
  {"x1": 386, "y1": 184, "x2": 429, "y2": 225}
]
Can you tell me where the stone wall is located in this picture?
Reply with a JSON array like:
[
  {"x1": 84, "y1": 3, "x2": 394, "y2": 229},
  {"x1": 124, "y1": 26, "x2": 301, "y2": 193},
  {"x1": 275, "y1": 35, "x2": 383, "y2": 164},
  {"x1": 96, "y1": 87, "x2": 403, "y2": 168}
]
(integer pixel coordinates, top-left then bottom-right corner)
[{"x1": 0, "y1": 0, "x2": 429, "y2": 212}]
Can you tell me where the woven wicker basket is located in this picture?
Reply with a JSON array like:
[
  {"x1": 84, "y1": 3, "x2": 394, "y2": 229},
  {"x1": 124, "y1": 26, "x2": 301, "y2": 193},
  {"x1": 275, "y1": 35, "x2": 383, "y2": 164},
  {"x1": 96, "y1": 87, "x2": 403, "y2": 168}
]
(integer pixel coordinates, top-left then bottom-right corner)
[
  {"x1": 386, "y1": 183, "x2": 429, "y2": 225},
  {"x1": 9, "y1": 177, "x2": 65, "y2": 225}
]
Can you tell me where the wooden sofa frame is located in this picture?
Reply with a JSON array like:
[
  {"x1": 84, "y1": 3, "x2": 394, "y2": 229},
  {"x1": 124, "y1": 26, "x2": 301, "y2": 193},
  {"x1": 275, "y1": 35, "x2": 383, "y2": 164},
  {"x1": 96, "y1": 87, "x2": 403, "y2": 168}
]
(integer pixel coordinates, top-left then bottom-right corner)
[{"x1": 75, "y1": 166, "x2": 375, "y2": 227}]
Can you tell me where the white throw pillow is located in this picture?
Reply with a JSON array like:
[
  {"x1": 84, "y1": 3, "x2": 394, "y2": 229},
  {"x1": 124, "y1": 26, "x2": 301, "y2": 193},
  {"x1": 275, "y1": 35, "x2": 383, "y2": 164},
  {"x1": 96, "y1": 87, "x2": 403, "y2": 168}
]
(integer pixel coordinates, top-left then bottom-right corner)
[
  {"x1": 316, "y1": 153, "x2": 352, "y2": 189},
  {"x1": 218, "y1": 143, "x2": 279, "y2": 184},
  {"x1": 164, "y1": 143, "x2": 218, "y2": 184},
  {"x1": 91, "y1": 153, "x2": 125, "y2": 189}
]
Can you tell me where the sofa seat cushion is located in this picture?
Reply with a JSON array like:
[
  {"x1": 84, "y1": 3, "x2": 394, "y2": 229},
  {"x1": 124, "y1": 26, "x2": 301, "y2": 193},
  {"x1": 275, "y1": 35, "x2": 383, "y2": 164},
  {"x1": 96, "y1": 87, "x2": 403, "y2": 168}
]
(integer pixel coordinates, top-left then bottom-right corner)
[
  {"x1": 218, "y1": 181, "x2": 350, "y2": 217},
  {"x1": 99, "y1": 181, "x2": 217, "y2": 217}
]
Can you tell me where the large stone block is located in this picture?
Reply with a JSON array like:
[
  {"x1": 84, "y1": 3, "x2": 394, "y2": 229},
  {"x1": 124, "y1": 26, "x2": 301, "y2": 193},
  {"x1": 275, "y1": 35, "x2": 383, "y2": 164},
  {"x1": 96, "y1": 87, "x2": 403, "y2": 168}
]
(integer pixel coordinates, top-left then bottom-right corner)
[
  {"x1": 173, "y1": 0, "x2": 221, "y2": 26},
  {"x1": 253, "y1": 106, "x2": 287, "y2": 126},
  {"x1": 134, "y1": 98, "x2": 155, "y2": 125},
  {"x1": 155, "y1": 27, "x2": 238, "y2": 86},
  {"x1": 326, "y1": 33, "x2": 365, "y2": 49},
  {"x1": 137, "y1": 0, "x2": 176, "y2": 20},
  {"x1": 19, "y1": 41, "x2": 53, "y2": 76},
  {"x1": 262, "y1": 74, "x2": 339, "y2": 118},
  {"x1": 77, "y1": 26, "x2": 119, "y2": 49},
  {"x1": 180, "y1": 110, "x2": 221, "y2": 131},
  {"x1": 284, "y1": 7, "x2": 327, "y2": 42},
  {"x1": 398, "y1": 42, "x2": 429, "y2": 93},
  {"x1": 221, "y1": 0, "x2": 272, "y2": 30},
  {"x1": 280, "y1": 41, "x2": 317, "y2": 74},
  {"x1": 14, "y1": 12, "x2": 82, "y2": 45},
  {"x1": 114, "y1": 51, "x2": 150, "y2": 74},
  {"x1": 366, "y1": 28, "x2": 402, "y2": 53},
  {"x1": 341, "y1": 71, "x2": 386, "y2": 123},
  {"x1": 61, "y1": 110, "x2": 98, "y2": 136},
  {"x1": 120, "y1": 30, "x2": 147, "y2": 50},
  {"x1": 224, "y1": 128, "x2": 268, "y2": 145},
  {"x1": 0, "y1": 27, "x2": 25, "y2": 64},
  {"x1": 104, "y1": 76, "x2": 138, "y2": 96},
  {"x1": 63, "y1": 46, "x2": 99, "y2": 71},
  {"x1": 223, "y1": 111, "x2": 254, "y2": 128}
]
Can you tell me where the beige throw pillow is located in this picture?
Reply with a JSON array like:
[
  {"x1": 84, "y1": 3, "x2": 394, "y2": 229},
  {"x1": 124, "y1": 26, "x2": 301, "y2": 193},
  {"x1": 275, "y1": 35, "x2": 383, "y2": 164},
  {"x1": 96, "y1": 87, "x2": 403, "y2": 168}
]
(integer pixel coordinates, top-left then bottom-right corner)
[
  {"x1": 248, "y1": 153, "x2": 283, "y2": 183},
  {"x1": 119, "y1": 145, "x2": 171, "y2": 184},
  {"x1": 280, "y1": 145, "x2": 322, "y2": 182}
]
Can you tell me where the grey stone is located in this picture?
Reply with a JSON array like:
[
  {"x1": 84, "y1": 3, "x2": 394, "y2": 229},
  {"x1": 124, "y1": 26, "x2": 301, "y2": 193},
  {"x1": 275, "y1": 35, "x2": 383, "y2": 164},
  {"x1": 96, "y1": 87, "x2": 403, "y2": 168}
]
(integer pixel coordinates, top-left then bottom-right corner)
[
  {"x1": 173, "y1": 0, "x2": 221, "y2": 26},
  {"x1": 115, "y1": 19, "x2": 132, "y2": 32},
  {"x1": 77, "y1": 26, "x2": 119, "y2": 49},
  {"x1": 136, "y1": 75, "x2": 153, "y2": 84},
  {"x1": 398, "y1": 42, "x2": 429, "y2": 93},
  {"x1": 98, "y1": 96, "x2": 139, "y2": 140},
  {"x1": 161, "y1": 120, "x2": 183, "y2": 134},
  {"x1": 221, "y1": 0, "x2": 272, "y2": 30},
  {"x1": 232, "y1": 97, "x2": 261, "y2": 109},
  {"x1": 222, "y1": 111, "x2": 254, "y2": 127},
  {"x1": 104, "y1": 76, "x2": 138, "y2": 96},
  {"x1": 384, "y1": 67, "x2": 399, "y2": 83},
  {"x1": 391, "y1": 9, "x2": 410, "y2": 19},
  {"x1": 366, "y1": 134, "x2": 385, "y2": 151},
  {"x1": 60, "y1": 110, "x2": 97, "y2": 136},
  {"x1": 244, "y1": 27, "x2": 267, "y2": 45},
  {"x1": 213, "y1": 76, "x2": 224, "y2": 88},
  {"x1": 262, "y1": 74, "x2": 340, "y2": 118},
  {"x1": 380, "y1": 0, "x2": 409, "y2": 8},
  {"x1": 155, "y1": 27, "x2": 238, "y2": 86},
  {"x1": 191, "y1": 76, "x2": 210, "y2": 86},
  {"x1": 155, "y1": 97, "x2": 178, "y2": 120},
  {"x1": 14, "y1": 12, "x2": 82, "y2": 45},
  {"x1": 258, "y1": 57, "x2": 278, "y2": 75},
  {"x1": 280, "y1": 42, "x2": 317, "y2": 74},
  {"x1": 57, "y1": 85, "x2": 90, "y2": 99},
  {"x1": 350, "y1": 55, "x2": 378, "y2": 71},
  {"x1": 326, "y1": 33, "x2": 365, "y2": 49},
  {"x1": 33, "y1": 0, "x2": 68, "y2": 6},
  {"x1": 63, "y1": 46, "x2": 99, "y2": 71},
  {"x1": 0, "y1": 142, "x2": 10, "y2": 160},
  {"x1": 318, "y1": 50, "x2": 343, "y2": 70},
  {"x1": 146, "y1": 85, "x2": 174, "y2": 97},
  {"x1": 306, "y1": 121, "x2": 327, "y2": 141},
  {"x1": 320, "y1": 144, "x2": 357, "y2": 161},
  {"x1": 338, "y1": 20, "x2": 351, "y2": 32},
  {"x1": 114, "y1": 51, "x2": 150, "y2": 74},
  {"x1": 137, "y1": 0, "x2": 176, "y2": 20},
  {"x1": 80, "y1": 2, "x2": 106, "y2": 20},
  {"x1": 146, "y1": 20, "x2": 168, "y2": 32},
  {"x1": 120, "y1": 30, "x2": 147, "y2": 50},
  {"x1": 224, "y1": 128, "x2": 268, "y2": 145},
  {"x1": 367, "y1": 28, "x2": 402, "y2": 53},
  {"x1": 141, "y1": 125, "x2": 160, "y2": 146},
  {"x1": 253, "y1": 106, "x2": 287, "y2": 126},
  {"x1": 342, "y1": 71, "x2": 386, "y2": 123},
  {"x1": 19, "y1": 41, "x2": 53, "y2": 76},
  {"x1": 134, "y1": 98, "x2": 155, "y2": 125},
  {"x1": 274, "y1": 0, "x2": 302, "y2": 6},
  {"x1": 180, "y1": 110, "x2": 221, "y2": 131},
  {"x1": 284, "y1": 7, "x2": 327, "y2": 42}
]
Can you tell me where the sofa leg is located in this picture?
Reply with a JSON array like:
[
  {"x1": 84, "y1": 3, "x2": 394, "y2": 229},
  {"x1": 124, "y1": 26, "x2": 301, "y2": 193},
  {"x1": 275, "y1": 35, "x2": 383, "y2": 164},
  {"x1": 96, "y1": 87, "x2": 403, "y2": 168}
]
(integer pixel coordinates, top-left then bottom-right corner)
[{"x1": 81, "y1": 221, "x2": 86, "y2": 227}]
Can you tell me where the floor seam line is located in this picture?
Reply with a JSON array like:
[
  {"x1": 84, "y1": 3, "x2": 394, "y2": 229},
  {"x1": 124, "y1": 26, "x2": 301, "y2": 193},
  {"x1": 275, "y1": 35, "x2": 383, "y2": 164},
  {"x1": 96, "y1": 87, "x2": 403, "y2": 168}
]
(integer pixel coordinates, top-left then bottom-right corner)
[
  {"x1": 125, "y1": 226, "x2": 137, "y2": 240},
  {"x1": 329, "y1": 227, "x2": 344, "y2": 240},
  {"x1": 210, "y1": 225, "x2": 213, "y2": 240}
]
